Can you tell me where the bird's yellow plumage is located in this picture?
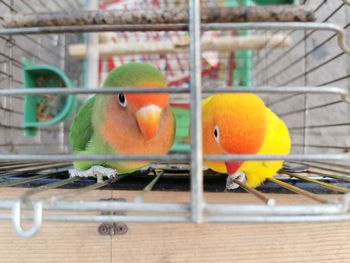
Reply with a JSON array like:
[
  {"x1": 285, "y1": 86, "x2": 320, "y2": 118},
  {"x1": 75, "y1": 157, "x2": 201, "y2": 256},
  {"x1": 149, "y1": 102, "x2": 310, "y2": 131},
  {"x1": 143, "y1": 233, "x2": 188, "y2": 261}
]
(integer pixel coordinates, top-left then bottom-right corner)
[
  {"x1": 238, "y1": 108, "x2": 291, "y2": 188},
  {"x1": 202, "y1": 93, "x2": 291, "y2": 189}
]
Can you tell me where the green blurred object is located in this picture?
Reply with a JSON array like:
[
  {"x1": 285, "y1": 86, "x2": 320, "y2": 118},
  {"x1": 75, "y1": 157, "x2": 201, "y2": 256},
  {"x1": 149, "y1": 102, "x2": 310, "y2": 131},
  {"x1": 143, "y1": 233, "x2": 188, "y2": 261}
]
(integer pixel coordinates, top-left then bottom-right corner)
[
  {"x1": 22, "y1": 58, "x2": 77, "y2": 136},
  {"x1": 170, "y1": 106, "x2": 190, "y2": 153},
  {"x1": 227, "y1": 0, "x2": 297, "y2": 85},
  {"x1": 225, "y1": 0, "x2": 254, "y2": 87}
]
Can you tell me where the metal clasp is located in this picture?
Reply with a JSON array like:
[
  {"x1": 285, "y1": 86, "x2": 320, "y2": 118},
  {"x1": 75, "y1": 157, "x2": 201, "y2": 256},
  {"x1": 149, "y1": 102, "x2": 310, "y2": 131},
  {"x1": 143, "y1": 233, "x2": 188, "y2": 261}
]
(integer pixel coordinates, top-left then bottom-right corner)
[{"x1": 12, "y1": 200, "x2": 43, "y2": 238}]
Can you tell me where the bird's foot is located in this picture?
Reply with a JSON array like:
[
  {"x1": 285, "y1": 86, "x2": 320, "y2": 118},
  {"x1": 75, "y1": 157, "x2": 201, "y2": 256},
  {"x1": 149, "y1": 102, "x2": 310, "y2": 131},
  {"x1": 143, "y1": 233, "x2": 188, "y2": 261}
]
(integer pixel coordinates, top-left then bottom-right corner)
[
  {"x1": 226, "y1": 171, "x2": 246, "y2": 190},
  {"x1": 69, "y1": 165, "x2": 117, "y2": 183}
]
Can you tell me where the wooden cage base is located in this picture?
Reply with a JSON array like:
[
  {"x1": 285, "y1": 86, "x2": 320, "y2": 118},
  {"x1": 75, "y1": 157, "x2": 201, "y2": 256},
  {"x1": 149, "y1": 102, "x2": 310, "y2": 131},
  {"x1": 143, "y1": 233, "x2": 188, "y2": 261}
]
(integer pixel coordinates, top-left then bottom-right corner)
[{"x1": 0, "y1": 188, "x2": 348, "y2": 263}]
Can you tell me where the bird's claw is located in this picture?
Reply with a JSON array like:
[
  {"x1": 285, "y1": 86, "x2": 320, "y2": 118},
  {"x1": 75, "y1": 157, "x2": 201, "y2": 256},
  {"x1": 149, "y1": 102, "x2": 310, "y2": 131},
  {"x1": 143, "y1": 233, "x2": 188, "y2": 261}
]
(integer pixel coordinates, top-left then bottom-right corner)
[
  {"x1": 226, "y1": 171, "x2": 246, "y2": 190},
  {"x1": 69, "y1": 165, "x2": 117, "y2": 183}
]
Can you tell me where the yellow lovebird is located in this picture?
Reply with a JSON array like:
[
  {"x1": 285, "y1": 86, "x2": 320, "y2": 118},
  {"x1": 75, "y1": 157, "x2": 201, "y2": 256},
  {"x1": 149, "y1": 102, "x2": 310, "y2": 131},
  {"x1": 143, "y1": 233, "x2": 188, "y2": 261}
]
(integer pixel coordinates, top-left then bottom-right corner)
[{"x1": 202, "y1": 93, "x2": 291, "y2": 189}]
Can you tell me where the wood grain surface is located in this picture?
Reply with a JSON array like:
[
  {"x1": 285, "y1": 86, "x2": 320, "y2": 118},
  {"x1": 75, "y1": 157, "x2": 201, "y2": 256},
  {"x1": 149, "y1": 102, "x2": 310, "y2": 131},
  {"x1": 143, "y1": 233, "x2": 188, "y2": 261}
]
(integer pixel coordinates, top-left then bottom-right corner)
[{"x1": 0, "y1": 188, "x2": 348, "y2": 263}]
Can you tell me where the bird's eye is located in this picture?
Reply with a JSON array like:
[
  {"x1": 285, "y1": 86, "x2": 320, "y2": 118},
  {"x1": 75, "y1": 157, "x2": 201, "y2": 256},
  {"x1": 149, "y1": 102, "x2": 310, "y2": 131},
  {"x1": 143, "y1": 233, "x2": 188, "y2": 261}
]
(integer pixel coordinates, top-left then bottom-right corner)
[
  {"x1": 214, "y1": 125, "x2": 220, "y2": 143},
  {"x1": 118, "y1": 93, "x2": 127, "y2": 107}
]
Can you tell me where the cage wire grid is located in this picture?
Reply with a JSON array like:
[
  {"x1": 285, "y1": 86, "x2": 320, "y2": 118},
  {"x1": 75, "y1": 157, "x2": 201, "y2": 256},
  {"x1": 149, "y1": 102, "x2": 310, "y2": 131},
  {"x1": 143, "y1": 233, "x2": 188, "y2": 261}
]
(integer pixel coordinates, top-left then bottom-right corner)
[{"x1": 0, "y1": 0, "x2": 349, "y2": 238}]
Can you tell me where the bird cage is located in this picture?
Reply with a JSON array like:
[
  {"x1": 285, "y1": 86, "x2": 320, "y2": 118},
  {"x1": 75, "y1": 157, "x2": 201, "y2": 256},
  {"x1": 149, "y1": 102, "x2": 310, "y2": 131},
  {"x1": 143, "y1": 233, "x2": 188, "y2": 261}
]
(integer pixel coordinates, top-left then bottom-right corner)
[{"x1": 0, "y1": 0, "x2": 349, "y2": 242}]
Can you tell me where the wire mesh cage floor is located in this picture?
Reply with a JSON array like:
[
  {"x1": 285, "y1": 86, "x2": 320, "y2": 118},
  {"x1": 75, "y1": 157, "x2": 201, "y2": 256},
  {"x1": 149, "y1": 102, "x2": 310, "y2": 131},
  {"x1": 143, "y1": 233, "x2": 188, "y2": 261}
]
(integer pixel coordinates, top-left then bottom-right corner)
[{"x1": 0, "y1": 0, "x2": 350, "y2": 238}]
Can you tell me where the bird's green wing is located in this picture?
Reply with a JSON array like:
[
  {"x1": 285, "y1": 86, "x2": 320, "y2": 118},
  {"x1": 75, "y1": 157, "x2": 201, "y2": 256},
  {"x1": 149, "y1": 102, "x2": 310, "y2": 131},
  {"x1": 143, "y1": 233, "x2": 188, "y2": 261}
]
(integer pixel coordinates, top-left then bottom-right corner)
[{"x1": 69, "y1": 96, "x2": 96, "y2": 153}]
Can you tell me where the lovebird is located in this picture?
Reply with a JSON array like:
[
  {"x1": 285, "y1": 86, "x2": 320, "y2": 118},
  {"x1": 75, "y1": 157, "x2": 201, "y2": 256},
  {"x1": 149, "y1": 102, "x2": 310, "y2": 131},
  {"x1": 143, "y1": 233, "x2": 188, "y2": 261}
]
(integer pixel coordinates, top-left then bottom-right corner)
[
  {"x1": 68, "y1": 63, "x2": 175, "y2": 180},
  {"x1": 202, "y1": 93, "x2": 291, "y2": 189}
]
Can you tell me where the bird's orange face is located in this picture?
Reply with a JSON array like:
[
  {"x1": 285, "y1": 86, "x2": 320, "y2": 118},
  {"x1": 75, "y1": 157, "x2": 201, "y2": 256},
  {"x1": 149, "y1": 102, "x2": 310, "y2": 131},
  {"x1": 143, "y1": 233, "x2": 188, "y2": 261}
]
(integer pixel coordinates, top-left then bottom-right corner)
[
  {"x1": 202, "y1": 94, "x2": 267, "y2": 174},
  {"x1": 116, "y1": 81, "x2": 169, "y2": 140}
]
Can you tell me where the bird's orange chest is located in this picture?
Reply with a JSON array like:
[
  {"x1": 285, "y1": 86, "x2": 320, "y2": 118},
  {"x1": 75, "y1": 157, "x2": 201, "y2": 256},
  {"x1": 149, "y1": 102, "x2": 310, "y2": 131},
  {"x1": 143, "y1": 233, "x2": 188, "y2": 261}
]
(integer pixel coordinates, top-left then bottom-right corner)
[
  {"x1": 100, "y1": 101, "x2": 174, "y2": 155},
  {"x1": 100, "y1": 103, "x2": 142, "y2": 153}
]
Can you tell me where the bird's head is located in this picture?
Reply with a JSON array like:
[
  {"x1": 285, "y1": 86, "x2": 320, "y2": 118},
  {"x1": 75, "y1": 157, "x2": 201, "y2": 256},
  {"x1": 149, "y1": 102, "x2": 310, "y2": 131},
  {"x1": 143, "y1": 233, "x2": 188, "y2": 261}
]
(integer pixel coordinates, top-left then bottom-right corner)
[
  {"x1": 117, "y1": 82, "x2": 168, "y2": 140},
  {"x1": 103, "y1": 63, "x2": 169, "y2": 140},
  {"x1": 202, "y1": 93, "x2": 267, "y2": 174}
]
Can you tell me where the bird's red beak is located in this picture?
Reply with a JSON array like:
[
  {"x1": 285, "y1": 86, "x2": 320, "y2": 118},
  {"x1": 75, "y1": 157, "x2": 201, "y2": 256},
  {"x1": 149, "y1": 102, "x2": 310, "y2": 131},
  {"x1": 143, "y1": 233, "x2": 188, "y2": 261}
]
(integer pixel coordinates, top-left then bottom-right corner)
[
  {"x1": 225, "y1": 161, "x2": 243, "y2": 175},
  {"x1": 136, "y1": 105, "x2": 161, "y2": 140}
]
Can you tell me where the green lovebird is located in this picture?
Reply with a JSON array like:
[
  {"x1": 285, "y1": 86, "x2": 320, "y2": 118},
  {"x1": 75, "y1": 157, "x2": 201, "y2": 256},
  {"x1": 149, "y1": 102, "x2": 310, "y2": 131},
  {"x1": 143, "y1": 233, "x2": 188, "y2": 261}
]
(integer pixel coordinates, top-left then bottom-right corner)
[{"x1": 68, "y1": 63, "x2": 176, "y2": 180}]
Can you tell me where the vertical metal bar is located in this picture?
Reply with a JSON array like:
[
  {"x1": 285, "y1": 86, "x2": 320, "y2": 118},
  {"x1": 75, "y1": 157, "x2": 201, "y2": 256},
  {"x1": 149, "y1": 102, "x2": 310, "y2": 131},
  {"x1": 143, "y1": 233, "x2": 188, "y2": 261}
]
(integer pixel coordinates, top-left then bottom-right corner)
[
  {"x1": 303, "y1": 29, "x2": 309, "y2": 154},
  {"x1": 59, "y1": 27, "x2": 67, "y2": 153},
  {"x1": 86, "y1": 0, "x2": 99, "y2": 89},
  {"x1": 7, "y1": 0, "x2": 14, "y2": 151},
  {"x1": 189, "y1": 0, "x2": 203, "y2": 223}
]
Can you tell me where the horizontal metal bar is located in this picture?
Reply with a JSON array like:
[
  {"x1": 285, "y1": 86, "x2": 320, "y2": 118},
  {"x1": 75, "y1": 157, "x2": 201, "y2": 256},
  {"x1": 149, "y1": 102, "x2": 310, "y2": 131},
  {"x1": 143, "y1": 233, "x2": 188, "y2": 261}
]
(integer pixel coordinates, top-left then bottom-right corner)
[
  {"x1": 0, "y1": 86, "x2": 346, "y2": 97},
  {"x1": 0, "y1": 24, "x2": 189, "y2": 35},
  {"x1": 0, "y1": 214, "x2": 191, "y2": 223},
  {"x1": 1, "y1": 213, "x2": 350, "y2": 223},
  {"x1": 205, "y1": 154, "x2": 350, "y2": 162},
  {"x1": 0, "y1": 200, "x2": 347, "y2": 215},
  {"x1": 0, "y1": 200, "x2": 190, "y2": 212},
  {"x1": 1, "y1": 154, "x2": 350, "y2": 162},
  {"x1": 0, "y1": 87, "x2": 187, "y2": 95},
  {"x1": 204, "y1": 203, "x2": 345, "y2": 215},
  {"x1": 51, "y1": 201, "x2": 190, "y2": 213},
  {"x1": 205, "y1": 214, "x2": 350, "y2": 223},
  {"x1": 0, "y1": 22, "x2": 345, "y2": 35},
  {"x1": 1, "y1": 214, "x2": 350, "y2": 223},
  {"x1": 0, "y1": 154, "x2": 188, "y2": 162}
]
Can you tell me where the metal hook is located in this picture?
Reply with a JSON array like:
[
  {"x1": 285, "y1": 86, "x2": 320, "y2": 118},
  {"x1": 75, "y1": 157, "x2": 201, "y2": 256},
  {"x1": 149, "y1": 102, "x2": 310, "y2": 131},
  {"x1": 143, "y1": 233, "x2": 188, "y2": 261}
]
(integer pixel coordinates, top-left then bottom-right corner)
[
  {"x1": 342, "y1": 0, "x2": 350, "y2": 6},
  {"x1": 12, "y1": 200, "x2": 43, "y2": 238},
  {"x1": 335, "y1": 26, "x2": 350, "y2": 55}
]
